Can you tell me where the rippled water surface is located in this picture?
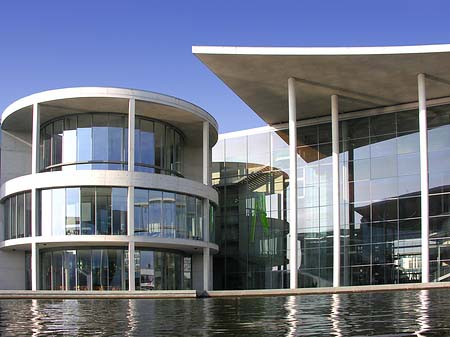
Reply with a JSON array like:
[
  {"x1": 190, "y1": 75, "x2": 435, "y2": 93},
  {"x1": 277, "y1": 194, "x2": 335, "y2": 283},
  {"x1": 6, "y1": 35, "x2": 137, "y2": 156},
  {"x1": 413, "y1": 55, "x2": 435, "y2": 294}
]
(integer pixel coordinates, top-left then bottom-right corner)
[{"x1": 1, "y1": 289, "x2": 450, "y2": 336}]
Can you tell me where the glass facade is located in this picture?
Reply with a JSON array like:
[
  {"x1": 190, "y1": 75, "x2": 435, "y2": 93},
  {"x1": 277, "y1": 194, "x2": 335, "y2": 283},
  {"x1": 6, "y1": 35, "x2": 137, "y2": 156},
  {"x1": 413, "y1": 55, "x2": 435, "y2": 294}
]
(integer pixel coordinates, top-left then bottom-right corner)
[
  {"x1": 135, "y1": 249, "x2": 191, "y2": 290},
  {"x1": 39, "y1": 187, "x2": 128, "y2": 236},
  {"x1": 212, "y1": 130, "x2": 289, "y2": 290},
  {"x1": 212, "y1": 106, "x2": 450, "y2": 289},
  {"x1": 40, "y1": 248, "x2": 128, "y2": 290},
  {"x1": 428, "y1": 105, "x2": 450, "y2": 282},
  {"x1": 40, "y1": 113, "x2": 183, "y2": 176},
  {"x1": 3, "y1": 191, "x2": 32, "y2": 240},
  {"x1": 134, "y1": 188, "x2": 203, "y2": 240}
]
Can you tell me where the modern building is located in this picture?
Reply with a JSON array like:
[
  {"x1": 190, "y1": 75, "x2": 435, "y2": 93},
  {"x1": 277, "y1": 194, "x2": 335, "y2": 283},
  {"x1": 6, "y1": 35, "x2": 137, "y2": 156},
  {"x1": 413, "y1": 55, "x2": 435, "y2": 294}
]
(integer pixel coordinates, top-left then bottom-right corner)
[
  {"x1": 193, "y1": 44, "x2": 450, "y2": 289},
  {"x1": 0, "y1": 87, "x2": 218, "y2": 291},
  {"x1": 2, "y1": 44, "x2": 450, "y2": 292}
]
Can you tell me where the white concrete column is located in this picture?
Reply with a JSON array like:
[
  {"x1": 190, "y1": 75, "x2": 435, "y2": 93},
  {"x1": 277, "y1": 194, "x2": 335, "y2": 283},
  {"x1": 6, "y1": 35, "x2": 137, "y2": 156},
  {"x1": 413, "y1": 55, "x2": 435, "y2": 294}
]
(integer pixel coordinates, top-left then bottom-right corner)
[
  {"x1": 128, "y1": 241, "x2": 135, "y2": 291},
  {"x1": 203, "y1": 121, "x2": 210, "y2": 185},
  {"x1": 31, "y1": 242, "x2": 39, "y2": 291},
  {"x1": 31, "y1": 103, "x2": 40, "y2": 290},
  {"x1": 331, "y1": 95, "x2": 340, "y2": 287},
  {"x1": 202, "y1": 121, "x2": 210, "y2": 290},
  {"x1": 127, "y1": 98, "x2": 136, "y2": 291},
  {"x1": 31, "y1": 103, "x2": 40, "y2": 174},
  {"x1": 288, "y1": 77, "x2": 298, "y2": 289},
  {"x1": 418, "y1": 73, "x2": 429, "y2": 283},
  {"x1": 128, "y1": 98, "x2": 135, "y2": 171}
]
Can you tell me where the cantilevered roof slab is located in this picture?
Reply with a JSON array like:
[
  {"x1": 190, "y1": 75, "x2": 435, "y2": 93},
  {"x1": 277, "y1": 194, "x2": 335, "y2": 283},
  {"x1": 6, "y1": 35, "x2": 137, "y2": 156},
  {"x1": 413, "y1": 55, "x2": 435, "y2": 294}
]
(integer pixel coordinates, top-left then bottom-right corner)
[{"x1": 193, "y1": 45, "x2": 450, "y2": 125}]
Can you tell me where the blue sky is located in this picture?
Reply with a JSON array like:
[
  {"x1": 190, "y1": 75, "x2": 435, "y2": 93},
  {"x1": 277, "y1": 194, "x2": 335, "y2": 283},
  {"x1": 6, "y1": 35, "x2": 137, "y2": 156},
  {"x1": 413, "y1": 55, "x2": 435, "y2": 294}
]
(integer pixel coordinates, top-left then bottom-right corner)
[{"x1": 1, "y1": 0, "x2": 449, "y2": 132}]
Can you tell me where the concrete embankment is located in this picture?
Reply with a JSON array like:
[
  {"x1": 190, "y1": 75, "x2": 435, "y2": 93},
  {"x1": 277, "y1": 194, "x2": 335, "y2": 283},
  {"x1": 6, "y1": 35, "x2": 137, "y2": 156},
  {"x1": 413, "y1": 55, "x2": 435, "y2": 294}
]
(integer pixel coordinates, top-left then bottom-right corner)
[
  {"x1": 204, "y1": 282, "x2": 450, "y2": 298},
  {"x1": 0, "y1": 290, "x2": 197, "y2": 299},
  {"x1": 1, "y1": 283, "x2": 450, "y2": 299}
]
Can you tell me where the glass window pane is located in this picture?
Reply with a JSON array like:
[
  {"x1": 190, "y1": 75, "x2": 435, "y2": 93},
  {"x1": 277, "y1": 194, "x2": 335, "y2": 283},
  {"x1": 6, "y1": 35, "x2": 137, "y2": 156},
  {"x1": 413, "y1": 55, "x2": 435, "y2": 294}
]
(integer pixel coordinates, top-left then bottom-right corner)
[
  {"x1": 77, "y1": 115, "x2": 92, "y2": 166},
  {"x1": 149, "y1": 190, "x2": 162, "y2": 236},
  {"x1": 140, "y1": 119, "x2": 155, "y2": 172},
  {"x1": 10, "y1": 195, "x2": 17, "y2": 239},
  {"x1": 96, "y1": 187, "x2": 112, "y2": 235},
  {"x1": 53, "y1": 120, "x2": 63, "y2": 166},
  {"x1": 63, "y1": 116, "x2": 77, "y2": 167},
  {"x1": 154, "y1": 122, "x2": 164, "y2": 171},
  {"x1": 25, "y1": 192, "x2": 32, "y2": 237},
  {"x1": 92, "y1": 114, "x2": 108, "y2": 168},
  {"x1": 17, "y1": 194, "x2": 25, "y2": 238},
  {"x1": 108, "y1": 115, "x2": 126, "y2": 170},
  {"x1": 134, "y1": 189, "x2": 149, "y2": 235},
  {"x1": 112, "y1": 188, "x2": 127, "y2": 235},
  {"x1": 370, "y1": 113, "x2": 396, "y2": 136},
  {"x1": 4, "y1": 198, "x2": 10, "y2": 240},
  {"x1": 176, "y1": 194, "x2": 187, "y2": 238},
  {"x1": 77, "y1": 249, "x2": 92, "y2": 291},
  {"x1": 165, "y1": 126, "x2": 175, "y2": 171},
  {"x1": 80, "y1": 187, "x2": 95, "y2": 235},
  {"x1": 162, "y1": 192, "x2": 176, "y2": 238},
  {"x1": 65, "y1": 188, "x2": 80, "y2": 235}
]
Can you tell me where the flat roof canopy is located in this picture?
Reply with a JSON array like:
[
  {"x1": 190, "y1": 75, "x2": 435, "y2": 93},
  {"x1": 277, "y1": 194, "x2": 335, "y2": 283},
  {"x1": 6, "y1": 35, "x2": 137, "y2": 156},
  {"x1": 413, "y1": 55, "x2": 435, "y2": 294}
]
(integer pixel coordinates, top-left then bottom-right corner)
[{"x1": 193, "y1": 44, "x2": 450, "y2": 125}]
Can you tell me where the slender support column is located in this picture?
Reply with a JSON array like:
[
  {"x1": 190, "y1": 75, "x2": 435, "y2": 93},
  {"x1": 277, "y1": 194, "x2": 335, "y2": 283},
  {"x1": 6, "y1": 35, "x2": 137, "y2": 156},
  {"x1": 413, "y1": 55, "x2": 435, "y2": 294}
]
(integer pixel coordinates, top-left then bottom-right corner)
[
  {"x1": 31, "y1": 242, "x2": 39, "y2": 291},
  {"x1": 202, "y1": 121, "x2": 210, "y2": 290},
  {"x1": 31, "y1": 103, "x2": 40, "y2": 290},
  {"x1": 288, "y1": 77, "x2": 298, "y2": 289},
  {"x1": 418, "y1": 73, "x2": 429, "y2": 283},
  {"x1": 331, "y1": 94, "x2": 340, "y2": 287},
  {"x1": 128, "y1": 98, "x2": 135, "y2": 171},
  {"x1": 203, "y1": 121, "x2": 210, "y2": 185},
  {"x1": 127, "y1": 98, "x2": 136, "y2": 291},
  {"x1": 128, "y1": 241, "x2": 135, "y2": 291},
  {"x1": 31, "y1": 103, "x2": 40, "y2": 174}
]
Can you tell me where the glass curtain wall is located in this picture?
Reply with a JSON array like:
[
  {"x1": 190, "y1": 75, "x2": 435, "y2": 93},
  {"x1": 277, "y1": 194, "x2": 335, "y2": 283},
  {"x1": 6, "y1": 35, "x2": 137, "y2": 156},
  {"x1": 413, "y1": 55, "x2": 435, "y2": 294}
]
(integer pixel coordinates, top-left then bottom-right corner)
[
  {"x1": 40, "y1": 114, "x2": 183, "y2": 176},
  {"x1": 134, "y1": 188, "x2": 203, "y2": 240},
  {"x1": 40, "y1": 113, "x2": 128, "y2": 171},
  {"x1": 212, "y1": 130, "x2": 289, "y2": 290},
  {"x1": 134, "y1": 118, "x2": 183, "y2": 175},
  {"x1": 339, "y1": 111, "x2": 422, "y2": 286},
  {"x1": 427, "y1": 105, "x2": 450, "y2": 282},
  {"x1": 3, "y1": 191, "x2": 32, "y2": 240},
  {"x1": 134, "y1": 249, "x2": 191, "y2": 290},
  {"x1": 39, "y1": 187, "x2": 127, "y2": 236},
  {"x1": 40, "y1": 248, "x2": 128, "y2": 290},
  {"x1": 212, "y1": 106, "x2": 450, "y2": 289}
]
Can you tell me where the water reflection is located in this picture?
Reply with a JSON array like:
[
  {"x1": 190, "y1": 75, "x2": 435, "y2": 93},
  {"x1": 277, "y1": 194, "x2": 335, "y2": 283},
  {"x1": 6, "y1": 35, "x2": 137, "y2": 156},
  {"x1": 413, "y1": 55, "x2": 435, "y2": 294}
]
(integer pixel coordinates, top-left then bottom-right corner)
[
  {"x1": 415, "y1": 290, "x2": 430, "y2": 337},
  {"x1": 285, "y1": 296, "x2": 297, "y2": 337},
  {"x1": 330, "y1": 294, "x2": 342, "y2": 337},
  {"x1": 1, "y1": 289, "x2": 450, "y2": 336}
]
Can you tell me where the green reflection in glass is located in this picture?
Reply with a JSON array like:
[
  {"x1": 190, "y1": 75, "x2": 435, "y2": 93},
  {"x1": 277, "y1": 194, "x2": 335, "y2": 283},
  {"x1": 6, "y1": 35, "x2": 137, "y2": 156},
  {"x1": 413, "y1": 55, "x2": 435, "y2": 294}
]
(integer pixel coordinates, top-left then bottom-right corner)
[{"x1": 250, "y1": 193, "x2": 270, "y2": 242}]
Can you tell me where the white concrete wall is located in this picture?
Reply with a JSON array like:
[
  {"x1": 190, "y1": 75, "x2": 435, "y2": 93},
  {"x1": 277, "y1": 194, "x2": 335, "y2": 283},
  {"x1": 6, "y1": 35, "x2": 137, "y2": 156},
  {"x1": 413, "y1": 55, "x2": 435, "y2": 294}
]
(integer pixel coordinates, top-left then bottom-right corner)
[
  {"x1": 191, "y1": 254, "x2": 213, "y2": 292},
  {"x1": 1, "y1": 131, "x2": 31, "y2": 186},
  {"x1": 183, "y1": 144, "x2": 203, "y2": 183},
  {"x1": 0, "y1": 250, "x2": 25, "y2": 290}
]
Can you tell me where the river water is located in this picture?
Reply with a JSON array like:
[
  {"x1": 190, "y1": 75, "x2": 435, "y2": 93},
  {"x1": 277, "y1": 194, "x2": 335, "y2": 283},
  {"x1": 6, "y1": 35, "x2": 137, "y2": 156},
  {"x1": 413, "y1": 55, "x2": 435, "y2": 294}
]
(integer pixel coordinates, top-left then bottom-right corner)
[{"x1": 0, "y1": 289, "x2": 449, "y2": 336}]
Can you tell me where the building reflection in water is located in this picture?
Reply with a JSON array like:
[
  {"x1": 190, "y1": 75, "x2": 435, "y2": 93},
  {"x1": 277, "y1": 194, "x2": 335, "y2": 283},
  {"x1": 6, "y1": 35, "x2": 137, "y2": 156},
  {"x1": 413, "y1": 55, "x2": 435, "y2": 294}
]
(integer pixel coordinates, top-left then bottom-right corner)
[
  {"x1": 415, "y1": 290, "x2": 430, "y2": 337},
  {"x1": 126, "y1": 299, "x2": 137, "y2": 336},
  {"x1": 30, "y1": 299, "x2": 42, "y2": 337},
  {"x1": 330, "y1": 294, "x2": 342, "y2": 337},
  {"x1": 285, "y1": 296, "x2": 297, "y2": 337}
]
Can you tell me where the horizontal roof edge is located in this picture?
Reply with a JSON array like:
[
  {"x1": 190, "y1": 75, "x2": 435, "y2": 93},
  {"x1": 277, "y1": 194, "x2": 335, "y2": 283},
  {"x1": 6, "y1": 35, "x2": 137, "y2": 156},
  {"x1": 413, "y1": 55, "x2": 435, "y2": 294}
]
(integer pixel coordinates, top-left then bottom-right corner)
[{"x1": 193, "y1": 43, "x2": 450, "y2": 56}]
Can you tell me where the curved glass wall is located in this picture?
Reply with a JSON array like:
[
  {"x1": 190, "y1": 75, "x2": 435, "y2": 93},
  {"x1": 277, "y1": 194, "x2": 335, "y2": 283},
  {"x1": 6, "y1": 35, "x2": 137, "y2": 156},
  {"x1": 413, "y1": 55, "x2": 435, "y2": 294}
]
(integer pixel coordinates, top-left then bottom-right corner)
[
  {"x1": 40, "y1": 113, "x2": 183, "y2": 176},
  {"x1": 3, "y1": 191, "x2": 32, "y2": 240},
  {"x1": 135, "y1": 249, "x2": 191, "y2": 290},
  {"x1": 134, "y1": 117, "x2": 183, "y2": 175},
  {"x1": 40, "y1": 248, "x2": 128, "y2": 290},
  {"x1": 134, "y1": 188, "x2": 203, "y2": 240},
  {"x1": 39, "y1": 187, "x2": 127, "y2": 236}
]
